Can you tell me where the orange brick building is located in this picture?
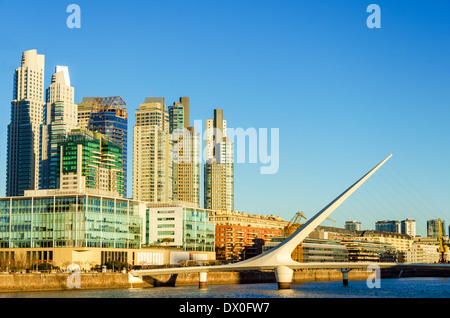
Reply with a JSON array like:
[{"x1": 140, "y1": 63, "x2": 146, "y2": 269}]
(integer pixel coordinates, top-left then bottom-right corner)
[{"x1": 213, "y1": 210, "x2": 287, "y2": 261}]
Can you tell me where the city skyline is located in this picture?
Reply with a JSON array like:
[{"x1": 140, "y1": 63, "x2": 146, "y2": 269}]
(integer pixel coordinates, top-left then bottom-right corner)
[{"x1": 0, "y1": 1, "x2": 449, "y2": 237}]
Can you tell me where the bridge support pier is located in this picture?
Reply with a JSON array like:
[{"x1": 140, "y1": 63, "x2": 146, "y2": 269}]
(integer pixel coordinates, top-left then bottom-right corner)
[
  {"x1": 275, "y1": 266, "x2": 294, "y2": 289},
  {"x1": 199, "y1": 272, "x2": 207, "y2": 289},
  {"x1": 337, "y1": 268, "x2": 353, "y2": 286}
]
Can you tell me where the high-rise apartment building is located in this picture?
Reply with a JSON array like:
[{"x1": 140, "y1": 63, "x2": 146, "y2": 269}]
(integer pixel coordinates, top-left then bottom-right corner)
[
  {"x1": 375, "y1": 220, "x2": 400, "y2": 233},
  {"x1": 401, "y1": 218, "x2": 416, "y2": 237},
  {"x1": 427, "y1": 219, "x2": 446, "y2": 238},
  {"x1": 39, "y1": 66, "x2": 78, "y2": 190},
  {"x1": 7, "y1": 49, "x2": 45, "y2": 196},
  {"x1": 77, "y1": 97, "x2": 103, "y2": 130},
  {"x1": 204, "y1": 109, "x2": 234, "y2": 211},
  {"x1": 345, "y1": 220, "x2": 362, "y2": 231},
  {"x1": 79, "y1": 96, "x2": 128, "y2": 196},
  {"x1": 132, "y1": 98, "x2": 172, "y2": 202},
  {"x1": 58, "y1": 129, "x2": 125, "y2": 197},
  {"x1": 169, "y1": 97, "x2": 201, "y2": 207},
  {"x1": 168, "y1": 96, "x2": 190, "y2": 132}
]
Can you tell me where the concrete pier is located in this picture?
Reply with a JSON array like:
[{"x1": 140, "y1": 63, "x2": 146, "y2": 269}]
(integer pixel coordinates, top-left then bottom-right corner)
[
  {"x1": 274, "y1": 266, "x2": 294, "y2": 289},
  {"x1": 337, "y1": 268, "x2": 352, "y2": 286},
  {"x1": 198, "y1": 272, "x2": 207, "y2": 289}
]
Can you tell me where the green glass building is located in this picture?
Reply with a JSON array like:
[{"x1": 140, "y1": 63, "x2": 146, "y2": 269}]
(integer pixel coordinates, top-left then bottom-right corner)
[
  {"x1": 0, "y1": 194, "x2": 144, "y2": 249},
  {"x1": 58, "y1": 129, "x2": 125, "y2": 197}
]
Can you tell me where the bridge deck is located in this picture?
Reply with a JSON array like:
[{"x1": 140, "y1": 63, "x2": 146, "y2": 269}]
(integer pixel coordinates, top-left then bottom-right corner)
[{"x1": 130, "y1": 262, "x2": 450, "y2": 277}]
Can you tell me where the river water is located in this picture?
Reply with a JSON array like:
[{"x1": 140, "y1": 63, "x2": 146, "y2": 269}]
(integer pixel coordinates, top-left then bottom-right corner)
[
  {"x1": 1, "y1": 278, "x2": 447, "y2": 316},
  {"x1": 1, "y1": 277, "x2": 449, "y2": 298}
]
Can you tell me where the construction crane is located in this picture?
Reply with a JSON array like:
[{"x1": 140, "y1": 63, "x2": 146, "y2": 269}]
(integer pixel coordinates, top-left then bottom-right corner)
[
  {"x1": 437, "y1": 218, "x2": 448, "y2": 264},
  {"x1": 284, "y1": 211, "x2": 306, "y2": 237},
  {"x1": 284, "y1": 212, "x2": 337, "y2": 238},
  {"x1": 283, "y1": 212, "x2": 337, "y2": 263}
]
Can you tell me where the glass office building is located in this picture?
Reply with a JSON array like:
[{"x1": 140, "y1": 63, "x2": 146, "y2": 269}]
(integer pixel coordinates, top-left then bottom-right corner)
[
  {"x1": 58, "y1": 130, "x2": 125, "y2": 197},
  {"x1": 146, "y1": 203, "x2": 215, "y2": 252},
  {"x1": 375, "y1": 220, "x2": 400, "y2": 233},
  {"x1": 300, "y1": 238, "x2": 349, "y2": 263},
  {"x1": 427, "y1": 219, "x2": 446, "y2": 238},
  {"x1": 0, "y1": 194, "x2": 144, "y2": 249},
  {"x1": 89, "y1": 110, "x2": 128, "y2": 195}
]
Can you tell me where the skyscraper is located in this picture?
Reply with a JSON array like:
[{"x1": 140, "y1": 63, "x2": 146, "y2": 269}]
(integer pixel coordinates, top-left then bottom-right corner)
[
  {"x1": 169, "y1": 97, "x2": 201, "y2": 207},
  {"x1": 58, "y1": 129, "x2": 125, "y2": 197},
  {"x1": 39, "y1": 66, "x2": 78, "y2": 190},
  {"x1": 132, "y1": 98, "x2": 172, "y2": 202},
  {"x1": 82, "y1": 96, "x2": 128, "y2": 196},
  {"x1": 7, "y1": 49, "x2": 45, "y2": 196},
  {"x1": 345, "y1": 220, "x2": 362, "y2": 231},
  {"x1": 204, "y1": 109, "x2": 234, "y2": 211},
  {"x1": 77, "y1": 97, "x2": 103, "y2": 130},
  {"x1": 427, "y1": 219, "x2": 446, "y2": 238},
  {"x1": 401, "y1": 218, "x2": 416, "y2": 237},
  {"x1": 375, "y1": 220, "x2": 400, "y2": 233}
]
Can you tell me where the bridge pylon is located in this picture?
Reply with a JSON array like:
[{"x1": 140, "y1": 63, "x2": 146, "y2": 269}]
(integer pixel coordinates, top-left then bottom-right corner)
[
  {"x1": 275, "y1": 266, "x2": 294, "y2": 289},
  {"x1": 227, "y1": 154, "x2": 392, "y2": 289},
  {"x1": 129, "y1": 154, "x2": 394, "y2": 291},
  {"x1": 199, "y1": 272, "x2": 207, "y2": 289}
]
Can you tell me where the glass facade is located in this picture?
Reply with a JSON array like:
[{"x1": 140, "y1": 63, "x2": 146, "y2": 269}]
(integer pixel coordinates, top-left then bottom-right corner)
[
  {"x1": 39, "y1": 101, "x2": 68, "y2": 190},
  {"x1": 300, "y1": 238, "x2": 349, "y2": 262},
  {"x1": 89, "y1": 111, "x2": 128, "y2": 195},
  {"x1": 427, "y1": 219, "x2": 446, "y2": 238},
  {"x1": 343, "y1": 240, "x2": 398, "y2": 262},
  {"x1": 375, "y1": 220, "x2": 400, "y2": 233},
  {"x1": 168, "y1": 104, "x2": 184, "y2": 133},
  {"x1": 183, "y1": 208, "x2": 215, "y2": 252},
  {"x1": 146, "y1": 206, "x2": 215, "y2": 252},
  {"x1": 0, "y1": 195, "x2": 142, "y2": 249},
  {"x1": 59, "y1": 130, "x2": 125, "y2": 197},
  {"x1": 7, "y1": 100, "x2": 35, "y2": 197}
]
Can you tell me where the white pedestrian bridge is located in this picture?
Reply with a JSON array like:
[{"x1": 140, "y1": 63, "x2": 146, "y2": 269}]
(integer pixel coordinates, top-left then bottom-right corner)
[{"x1": 130, "y1": 154, "x2": 450, "y2": 289}]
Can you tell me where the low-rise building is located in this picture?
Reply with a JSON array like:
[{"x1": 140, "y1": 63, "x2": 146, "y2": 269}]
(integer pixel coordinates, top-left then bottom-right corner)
[
  {"x1": 214, "y1": 209, "x2": 286, "y2": 261},
  {"x1": 0, "y1": 192, "x2": 146, "y2": 270},
  {"x1": 405, "y1": 243, "x2": 441, "y2": 264},
  {"x1": 342, "y1": 240, "x2": 398, "y2": 262},
  {"x1": 357, "y1": 230, "x2": 413, "y2": 261},
  {"x1": 145, "y1": 202, "x2": 216, "y2": 254},
  {"x1": 263, "y1": 230, "x2": 349, "y2": 263},
  {"x1": 0, "y1": 194, "x2": 218, "y2": 270}
]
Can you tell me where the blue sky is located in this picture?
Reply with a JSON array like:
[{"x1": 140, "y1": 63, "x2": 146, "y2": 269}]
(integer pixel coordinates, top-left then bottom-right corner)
[{"x1": 0, "y1": 0, "x2": 449, "y2": 236}]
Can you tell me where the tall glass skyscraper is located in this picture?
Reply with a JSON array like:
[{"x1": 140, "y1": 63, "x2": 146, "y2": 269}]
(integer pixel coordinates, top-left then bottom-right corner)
[
  {"x1": 375, "y1": 220, "x2": 400, "y2": 233},
  {"x1": 204, "y1": 109, "x2": 234, "y2": 211},
  {"x1": 58, "y1": 129, "x2": 125, "y2": 198},
  {"x1": 7, "y1": 50, "x2": 45, "y2": 196},
  {"x1": 87, "y1": 96, "x2": 128, "y2": 196},
  {"x1": 427, "y1": 219, "x2": 446, "y2": 238}
]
